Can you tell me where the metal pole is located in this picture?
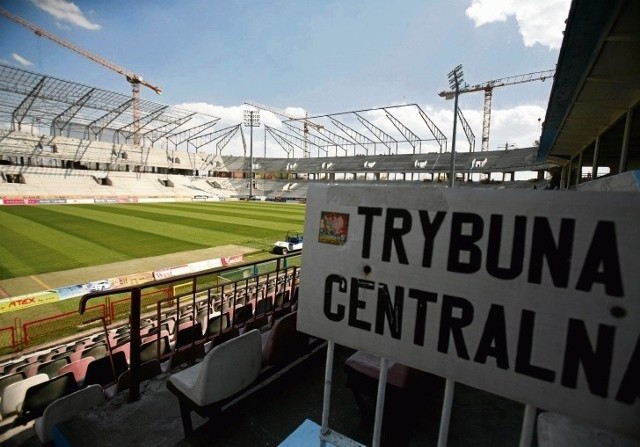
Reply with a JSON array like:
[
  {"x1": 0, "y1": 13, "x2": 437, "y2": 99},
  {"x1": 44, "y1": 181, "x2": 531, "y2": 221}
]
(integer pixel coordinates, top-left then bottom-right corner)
[
  {"x1": 618, "y1": 106, "x2": 633, "y2": 174},
  {"x1": 519, "y1": 404, "x2": 537, "y2": 447},
  {"x1": 372, "y1": 358, "x2": 389, "y2": 447},
  {"x1": 576, "y1": 151, "x2": 583, "y2": 187},
  {"x1": 591, "y1": 135, "x2": 600, "y2": 180},
  {"x1": 449, "y1": 86, "x2": 459, "y2": 188},
  {"x1": 129, "y1": 287, "x2": 141, "y2": 402},
  {"x1": 249, "y1": 112, "x2": 254, "y2": 200},
  {"x1": 437, "y1": 378, "x2": 455, "y2": 447},
  {"x1": 321, "y1": 341, "x2": 335, "y2": 435}
]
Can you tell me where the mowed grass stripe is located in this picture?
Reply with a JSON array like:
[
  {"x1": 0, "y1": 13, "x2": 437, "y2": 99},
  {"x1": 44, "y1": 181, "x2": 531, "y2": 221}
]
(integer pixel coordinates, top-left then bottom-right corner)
[
  {"x1": 30, "y1": 205, "x2": 221, "y2": 252},
  {"x1": 102, "y1": 203, "x2": 304, "y2": 232},
  {"x1": 144, "y1": 202, "x2": 305, "y2": 226},
  {"x1": 0, "y1": 210, "x2": 97, "y2": 277},
  {"x1": 0, "y1": 202, "x2": 305, "y2": 281},
  {"x1": 0, "y1": 225, "x2": 65, "y2": 278},
  {"x1": 31, "y1": 203, "x2": 297, "y2": 251},
  {"x1": 3, "y1": 205, "x2": 207, "y2": 257},
  {"x1": 61, "y1": 204, "x2": 287, "y2": 242},
  {"x1": 0, "y1": 207, "x2": 207, "y2": 279}
]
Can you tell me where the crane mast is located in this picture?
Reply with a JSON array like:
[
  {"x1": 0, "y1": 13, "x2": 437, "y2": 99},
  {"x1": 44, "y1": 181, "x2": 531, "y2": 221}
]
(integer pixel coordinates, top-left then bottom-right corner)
[
  {"x1": 438, "y1": 69, "x2": 554, "y2": 152},
  {"x1": 0, "y1": 6, "x2": 162, "y2": 146}
]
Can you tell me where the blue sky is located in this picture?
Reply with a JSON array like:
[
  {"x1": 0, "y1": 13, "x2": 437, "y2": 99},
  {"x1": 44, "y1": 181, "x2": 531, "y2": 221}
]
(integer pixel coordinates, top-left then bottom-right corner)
[{"x1": 0, "y1": 0, "x2": 571, "y2": 155}]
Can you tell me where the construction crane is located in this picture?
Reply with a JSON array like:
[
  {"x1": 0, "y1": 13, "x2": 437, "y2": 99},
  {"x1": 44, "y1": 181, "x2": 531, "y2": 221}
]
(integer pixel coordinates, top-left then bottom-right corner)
[
  {"x1": 244, "y1": 101, "x2": 323, "y2": 157},
  {"x1": 0, "y1": 7, "x2": 162, "y2": 147},
  {"x1": 438, "y1": 69, "x2": 554, "y2": 152}
]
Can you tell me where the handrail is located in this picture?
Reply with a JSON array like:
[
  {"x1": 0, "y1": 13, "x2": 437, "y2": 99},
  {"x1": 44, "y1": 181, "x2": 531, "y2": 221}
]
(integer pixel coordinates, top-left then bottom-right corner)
[{"x1": 79, "y1": 253, "x2": 301, "y2": 402}]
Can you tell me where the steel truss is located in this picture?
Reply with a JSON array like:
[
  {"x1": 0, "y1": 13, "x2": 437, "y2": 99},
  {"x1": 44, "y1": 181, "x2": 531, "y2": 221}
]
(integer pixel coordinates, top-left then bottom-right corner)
[
  {"x1": 269, "y1": 104, "x2": 447, "y2": 157},
  {"x1": 0, "y1": 63, "x2": 218, "y2": 150}
]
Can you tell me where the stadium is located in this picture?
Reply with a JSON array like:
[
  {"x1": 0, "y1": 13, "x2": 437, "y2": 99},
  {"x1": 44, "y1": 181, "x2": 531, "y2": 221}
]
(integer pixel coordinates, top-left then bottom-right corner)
[{"x1": 1, "y1": 0, "x2": 639, "y2": 446}]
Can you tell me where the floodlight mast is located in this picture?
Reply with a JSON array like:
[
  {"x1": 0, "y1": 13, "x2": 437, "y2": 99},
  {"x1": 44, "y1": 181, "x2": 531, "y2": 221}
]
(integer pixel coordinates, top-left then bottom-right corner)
[
  {"x1": 438, "y1": 69, "x2": 555, "y2": 151},
  {"x1": 447, "y1": 65, "x2": 463, "y2": 188},
  {"x1": 0, "y1": 7, "x2": 162, "y2": 146},
  {"x1": 243, "y1": 110, "x2": 260, "y2": 199}
]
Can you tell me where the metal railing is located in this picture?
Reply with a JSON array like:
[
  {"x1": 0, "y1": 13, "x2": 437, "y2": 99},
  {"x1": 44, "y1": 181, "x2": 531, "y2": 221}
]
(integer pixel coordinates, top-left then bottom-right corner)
[{"x1": 80, "y1": 253, "x2": 300, "y2": 402}]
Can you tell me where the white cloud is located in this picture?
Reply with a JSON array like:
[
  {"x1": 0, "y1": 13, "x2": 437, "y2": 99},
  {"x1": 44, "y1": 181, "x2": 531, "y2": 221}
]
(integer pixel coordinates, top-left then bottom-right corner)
[
  {"x1": 12, "y1": 53, "x2": 33, "y2": 66},
  {"x1": 465, "y1": 0, "x2": 570, "y2": 50},
  {"x1": 490, "y1": 105, "x2": 545, "y2": 148},
  {"x1": 31, "y1": 0, "x2": 101, "y2": 31}
]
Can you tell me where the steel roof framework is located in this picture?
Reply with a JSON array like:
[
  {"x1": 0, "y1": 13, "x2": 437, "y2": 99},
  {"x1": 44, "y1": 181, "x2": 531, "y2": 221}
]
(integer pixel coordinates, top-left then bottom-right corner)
[
  {"x1": 0, "y1": 63, "x2": 218, "y2": 150},
  {"x1": 271, "y1": 104, "x2": 447, "y2": 158},
  {"x1": 186, "y1": 124, "x2": 242, "y2": 154}
]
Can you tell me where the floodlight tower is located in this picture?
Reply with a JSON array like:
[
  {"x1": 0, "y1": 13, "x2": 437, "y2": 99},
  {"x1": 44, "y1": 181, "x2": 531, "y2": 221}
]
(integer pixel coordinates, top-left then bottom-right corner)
[
  {"x1": 447, "y1": 65, "x2": 464, "y2": 188},
  {"x1": 243, "y1": 109, "x2": 260, "y2": 199}
]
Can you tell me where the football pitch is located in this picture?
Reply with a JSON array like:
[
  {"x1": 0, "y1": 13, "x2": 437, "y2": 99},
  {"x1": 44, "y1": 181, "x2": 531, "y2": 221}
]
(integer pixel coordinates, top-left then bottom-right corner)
[{"x1": 0, "y1": 201, "x2": 306, "y2": 281}]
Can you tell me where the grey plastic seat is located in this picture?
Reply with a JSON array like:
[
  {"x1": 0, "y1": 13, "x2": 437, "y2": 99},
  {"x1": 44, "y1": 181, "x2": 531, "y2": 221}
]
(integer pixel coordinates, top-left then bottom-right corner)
[{"x1": 34, "y1": 384, "x2": 105, "y2": 443}]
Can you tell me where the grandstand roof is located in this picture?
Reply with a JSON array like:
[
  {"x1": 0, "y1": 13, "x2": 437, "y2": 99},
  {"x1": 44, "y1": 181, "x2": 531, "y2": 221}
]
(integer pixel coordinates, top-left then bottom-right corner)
[
  {"x1": 272, "y1": 104, "x2": 448, "y2": 157},
  {"x1": 537, "y1": 0, "x2": 640, "y2": 169},
  {"x1": 0, "y1": 63, "x2": 219, "y2": 147}
]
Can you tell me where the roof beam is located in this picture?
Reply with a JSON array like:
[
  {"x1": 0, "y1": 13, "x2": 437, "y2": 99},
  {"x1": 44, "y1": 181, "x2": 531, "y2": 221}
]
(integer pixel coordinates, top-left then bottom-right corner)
[
  {"x1": 265, "y1": 125, "x2": 299, "y2": 157},
  {"x1": 185, "y1": 124, "x2": 240, "y2": 153},
  {"x1": 86, "y1": 98, "x2": 133, "y2": 140},
  {"x1": 51, "y1": 88, "x2": 95, "y2": 136},
  {"x1": 117, "y1": 105, "x2": 168, "y2": 142},
  {"x1": 12, "y1": 76, "x2": 45, "y2": 131},
  {"x1": 384, "y1": 108, "x2": 421, "y2": 154},
  {"x1": 354, "y1": 112, "x2": 398, "y2": 154},
  {"x1": 144, "y1": 113, "x2": 195, "y2": 145},
  {"x1": 166, "y1": 119, "x2": 220, "y2": 147},
  {"x1": 329, "y1": 117, "x2": 377, "y2": 155},
  {"x1": 417, "y1": 105, "x2": 447, "y2": 152}
]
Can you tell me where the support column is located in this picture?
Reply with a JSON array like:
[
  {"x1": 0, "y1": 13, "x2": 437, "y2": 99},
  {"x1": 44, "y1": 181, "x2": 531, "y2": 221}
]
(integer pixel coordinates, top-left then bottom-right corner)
[
  {"x1": 591, "y1": 136, "x2": 600, "y2": 180},
  {"x1": 576, "y1": 151, "x2": 583, "y2": 187},
  {"x1": 619, "y1": 106, "x2": 634, "y2": 174}
]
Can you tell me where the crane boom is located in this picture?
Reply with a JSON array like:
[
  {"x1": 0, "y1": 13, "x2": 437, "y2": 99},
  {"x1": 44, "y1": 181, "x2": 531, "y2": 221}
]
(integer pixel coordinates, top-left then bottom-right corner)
[
  {"x1": 438, "y1": 69, "x2": 554, "y2": 99},
  {"x1": 1, "y1": 7, "x2": 162, "y2": 147},
  {"x1": 0, "y1": 7, "x2": 162, "y2": 94},
  {"x1": 438, "y1": 69, "x2": 555, "y2": 151}
]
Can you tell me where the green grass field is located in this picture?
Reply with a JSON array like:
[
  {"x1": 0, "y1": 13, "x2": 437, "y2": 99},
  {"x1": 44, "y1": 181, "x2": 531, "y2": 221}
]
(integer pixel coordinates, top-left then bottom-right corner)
[
  {"x1": 0, "y1": 201, "x2": 305, "y2": 352},
  {"x1": 0, "y1": 201, "x2": 305, "y2": 281}
]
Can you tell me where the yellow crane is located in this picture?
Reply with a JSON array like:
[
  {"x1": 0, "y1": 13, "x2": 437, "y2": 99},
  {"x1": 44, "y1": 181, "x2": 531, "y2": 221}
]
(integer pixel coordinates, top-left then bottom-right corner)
[
  {"x1": 438, "y1": 69, "x2": 554, "y2": 151},
  {"x1": 0, "y1": 6, "x2": 162, "y2": 146}
]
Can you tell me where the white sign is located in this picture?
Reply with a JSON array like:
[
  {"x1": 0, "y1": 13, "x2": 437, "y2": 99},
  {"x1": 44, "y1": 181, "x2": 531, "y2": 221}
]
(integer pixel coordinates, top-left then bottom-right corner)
[{"x1": 298, "y1": 184, "x2": 640, "y2": 439}]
